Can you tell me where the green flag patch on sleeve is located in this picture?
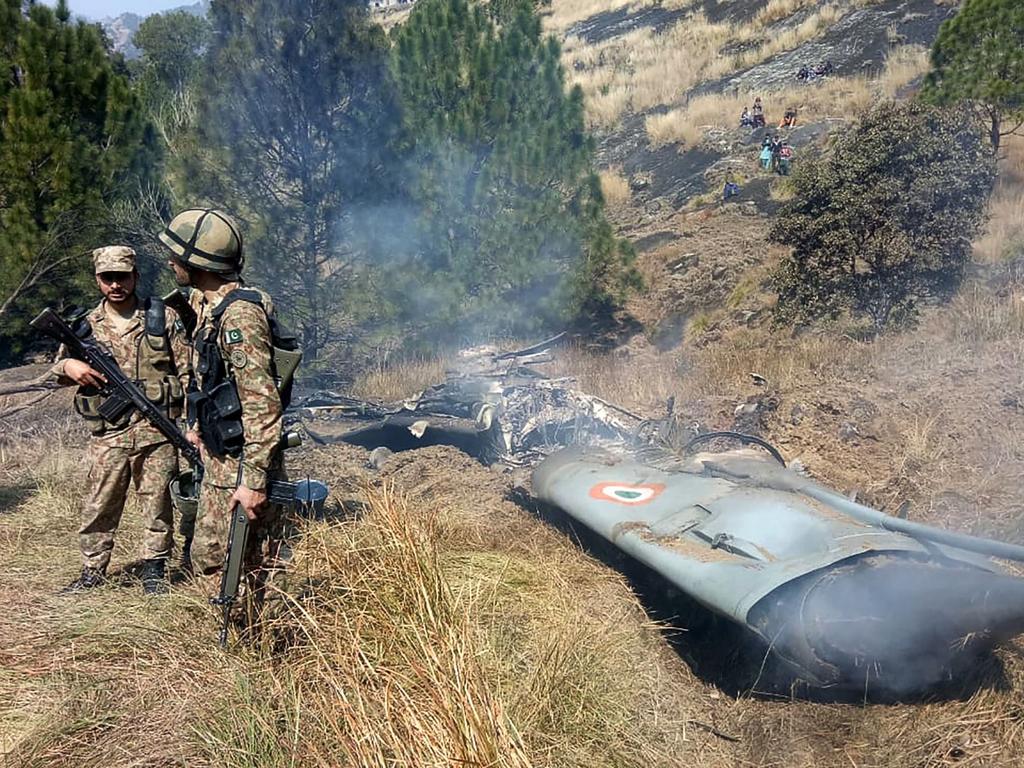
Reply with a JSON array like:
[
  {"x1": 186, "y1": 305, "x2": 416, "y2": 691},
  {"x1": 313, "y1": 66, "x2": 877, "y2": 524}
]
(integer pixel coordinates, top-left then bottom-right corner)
[{"x1": 225, "y1": 328, "x2": 244, "y2": 345}]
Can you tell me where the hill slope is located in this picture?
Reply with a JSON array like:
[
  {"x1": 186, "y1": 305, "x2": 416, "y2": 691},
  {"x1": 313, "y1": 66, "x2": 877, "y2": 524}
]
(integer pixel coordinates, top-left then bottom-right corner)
[{"x1": 6, "y1": 1, "x2": 1024, "y2": 766}]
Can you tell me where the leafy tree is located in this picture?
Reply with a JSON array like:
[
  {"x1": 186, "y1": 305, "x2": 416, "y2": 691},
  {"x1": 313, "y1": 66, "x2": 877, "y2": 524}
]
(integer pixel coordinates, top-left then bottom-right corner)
[
  {"x1": 923, "y1": 0, "x2": 1024, "y2": 151},
  {"x1": 770, "y1": 102, "x2": 994, "y2": 332},
  {"x1": 190, "y1": 0, "x2": 398, "y2": 359},
  {"x1": 387, "y1": 0, "x2": 638, "y2": 341},
  {"x1": 0, "y1": 0, "x2": 162, "y2": 360},
  {"x1": 133, "y1": 10, "x2": 210, "y2": 157}
]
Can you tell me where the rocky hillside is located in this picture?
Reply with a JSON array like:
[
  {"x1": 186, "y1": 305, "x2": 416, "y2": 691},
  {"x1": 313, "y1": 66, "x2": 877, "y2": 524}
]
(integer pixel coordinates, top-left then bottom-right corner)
[{"x1": 545, "y1": 0, "x2": 959, "y2": 221}]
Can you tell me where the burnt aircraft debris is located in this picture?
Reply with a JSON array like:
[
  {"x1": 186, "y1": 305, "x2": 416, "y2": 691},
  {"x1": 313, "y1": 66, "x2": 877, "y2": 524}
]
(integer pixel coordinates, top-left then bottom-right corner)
[
  {"x1": 296, "y1": 333, "x2": 640, "y2": 466},
  {"x1": 295, "y1": 337, "x2": 1024, "y2": 693}
]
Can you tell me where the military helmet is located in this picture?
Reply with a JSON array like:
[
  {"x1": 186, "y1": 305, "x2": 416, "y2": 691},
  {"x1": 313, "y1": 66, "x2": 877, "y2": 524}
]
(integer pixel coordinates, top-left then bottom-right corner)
[
  {"x1": 159, "y1": 208, "x2": 244, "y2": 276},
  {"x1": 169, "y1": 469, "x2": 199, "y2": 518}
]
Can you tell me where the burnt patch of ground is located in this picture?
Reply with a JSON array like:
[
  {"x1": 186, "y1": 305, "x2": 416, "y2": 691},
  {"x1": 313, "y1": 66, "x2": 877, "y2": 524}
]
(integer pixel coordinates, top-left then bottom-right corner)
[
  {"x1": 727, "y1": 176, "x2": 782, "y2": 215},
  {"x1": 634, "y1": 230, "x2": 682, "y2": 252},
  {"x1": 566, "y1": 3, "x2": 689, "y2": 44},
  {"x1": 702, "y1": 0, "x2": 956, "y2": 96},
  {"x1": 599, "y1": 117, "x2": 722, "y2": 213},
  {"x1": 699, "y1": 0, "x2": 771, "y2": 25}
]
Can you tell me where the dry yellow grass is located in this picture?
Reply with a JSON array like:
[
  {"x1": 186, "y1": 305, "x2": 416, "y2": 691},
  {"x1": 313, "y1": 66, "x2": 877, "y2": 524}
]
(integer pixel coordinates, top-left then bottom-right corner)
[
  {"x1": 543, "y1": 0, "x2": 635, "y2": 34},
  {"x1": 373, "y1": 5, "x2": 414, "y2": 31},
  {"x1": 599, "y1": 166, "x2": 632, "y2": 207},
  {"x1": 731, "y1": 4, "x2": 844, "y2": 71},
  {"x1": 946, "y1": 286, "x2": 1024, "y2": 345},
  {"x1": 753, "y1": 0, "x2": 815, "y2": 27},
  {"x1": 564, "y1": 12, "x2": 734, "y2": 129},
  {"x1": 543, "y1": 0, "x2": 693, "y2": 35},
  {"x1": 974, "y1": 135, "x2": 1024, "y2": 264},
  {"x1": 875, "y1": 44, "x2": 931, "y2": 96},
  {"x1": 564, "y1": 1, "x2": 849, "y2": 128},
  {"x1": 0, "y1": 429, "x2": 700, "y2": 767},
  {"x1": 351, "y1": 352, "x2": 450, "y2": 401},
  {"x1": 647, "y1": 45, "x2": 930, "y2": 148}
]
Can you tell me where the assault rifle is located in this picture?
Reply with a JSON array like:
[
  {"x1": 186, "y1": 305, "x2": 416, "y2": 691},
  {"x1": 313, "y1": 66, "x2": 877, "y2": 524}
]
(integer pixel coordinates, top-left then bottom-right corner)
[
  {"x1": 31, "y1": 307, "x2": 204, "y2": 465},
  {"x1": 212, "y1": 431, "x2": 302, "y2": 647},
  {"x1": 31, "y1": 307, "x2": 311, "y2": 646}
]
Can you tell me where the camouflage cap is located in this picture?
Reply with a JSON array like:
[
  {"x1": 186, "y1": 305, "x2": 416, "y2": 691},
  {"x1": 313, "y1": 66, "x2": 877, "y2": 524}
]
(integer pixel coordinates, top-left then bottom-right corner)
[
  {"x1": 92, "y1": 246, "x2": 136, "y2": 274},
  {"x1": 158, "y1": 208, "x2": 243, "y2": 277}
]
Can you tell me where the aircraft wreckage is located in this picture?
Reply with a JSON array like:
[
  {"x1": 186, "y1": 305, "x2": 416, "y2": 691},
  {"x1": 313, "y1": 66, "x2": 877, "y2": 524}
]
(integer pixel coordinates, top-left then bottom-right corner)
[{"x1": 296, "y1": 336, "x2": 1024, "y2": 692}]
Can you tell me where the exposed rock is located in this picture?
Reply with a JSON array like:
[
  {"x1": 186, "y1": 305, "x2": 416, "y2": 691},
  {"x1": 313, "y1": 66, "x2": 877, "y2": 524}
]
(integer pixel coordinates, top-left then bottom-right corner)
[
  {"x1": 565, "y1": 4, "x2": 689, "y2": 45},
  {"x1": 790, "y1": 403, "x2": 805, "y2": 426},
  {"x1": 838, "y1": 421, "x2": 860, "y2": 442}
]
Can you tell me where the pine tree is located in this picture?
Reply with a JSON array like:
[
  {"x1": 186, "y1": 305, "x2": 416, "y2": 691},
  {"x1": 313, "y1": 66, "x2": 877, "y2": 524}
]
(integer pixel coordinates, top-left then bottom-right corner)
[
  {"x1": 923, "y1": 0, "x2": 1024, "y2": 151},
  {"x1": 388, "y1": 0, "x2": 637, "y2": 341},
  {"x1": 0, "y1": 0, "x2": 162, "y2": 359},
  {"x1": 190, "y1": 0, "x2": 398, "y2": 359},
  {"x1": 0, "y1": 0, "x2": 20, "y2": 107}
]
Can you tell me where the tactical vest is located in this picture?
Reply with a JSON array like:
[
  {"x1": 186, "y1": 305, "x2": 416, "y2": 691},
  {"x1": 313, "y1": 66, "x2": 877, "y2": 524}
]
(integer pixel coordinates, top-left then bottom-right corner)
[
  {"x1": 188, "y1": 290, "x2": 300, "y2": 458},
  {"x1": 74, "y1": 298, "x2": 185, "y2": 435}
]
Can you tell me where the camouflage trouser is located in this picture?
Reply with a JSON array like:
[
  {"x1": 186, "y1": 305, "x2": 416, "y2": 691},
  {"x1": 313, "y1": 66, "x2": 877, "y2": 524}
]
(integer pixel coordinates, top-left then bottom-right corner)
[
  {"x1": 192, "y1": 483, "x2": 292, "y2": 577},
  {"x1": 80, "y1": 439, "x2": 178, "y2": 571},
  {"x1": 194, "y1": 483, "x2": 294, "y2": 632}
]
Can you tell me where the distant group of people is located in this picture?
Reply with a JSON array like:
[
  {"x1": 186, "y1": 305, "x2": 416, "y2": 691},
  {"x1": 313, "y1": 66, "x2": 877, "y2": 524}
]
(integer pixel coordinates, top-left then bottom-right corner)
[
  {"x1": 726, "y1": 94, "x2": 798, "y2": 201},
  {"x1": 759, "y1": 134, "x2": 793, "y2": 175},
  {"x1": 796, "y1": 60, "x2": 833, "y2": 82},
  {"x1": 739, "y1": 96, "x2": 766, "y2": 128},
  {"x1": 741, "y1": 98, "x2": 798, "y2": 129}
]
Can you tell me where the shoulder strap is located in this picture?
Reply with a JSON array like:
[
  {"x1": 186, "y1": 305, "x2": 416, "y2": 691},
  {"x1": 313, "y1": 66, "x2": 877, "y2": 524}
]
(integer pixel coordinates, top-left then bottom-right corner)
[{"x1": 210, "y1": 289, "x2": 266, "y2": 327}]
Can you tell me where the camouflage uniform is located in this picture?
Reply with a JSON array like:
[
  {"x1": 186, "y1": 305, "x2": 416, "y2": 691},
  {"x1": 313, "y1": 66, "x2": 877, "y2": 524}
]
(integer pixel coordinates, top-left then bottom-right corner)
[
  {"x1": 187, "y1": 282, "x2": 290, "y2": 576},
  {"x1": 53, "y1": 252, "x2": 190, "y2": 572}
]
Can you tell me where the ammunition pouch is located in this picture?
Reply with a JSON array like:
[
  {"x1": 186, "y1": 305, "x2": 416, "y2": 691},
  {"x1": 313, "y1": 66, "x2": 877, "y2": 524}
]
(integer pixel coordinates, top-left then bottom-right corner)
[
  {"x1": 142, "y1": 375, "x2": 184, "y2": 417},
  {"x1": 188, "y1": 382, "x2": 244, "y2": 458},
  {"x1": 75, "y1": 389, "x2": 131, "y2": 435}
]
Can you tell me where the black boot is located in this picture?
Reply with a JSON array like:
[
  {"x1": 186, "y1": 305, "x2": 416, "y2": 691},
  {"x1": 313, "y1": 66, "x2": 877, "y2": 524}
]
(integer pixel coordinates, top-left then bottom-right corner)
[
  {"x1": 140, "y1": 559, "x2": 168, "y2": 595},
  {"x1": 61, "y1": 566, "x2": 106, "y2": 593},
  {"x1": 180, "y1": 537, "x2": 194, "y2": 576}
]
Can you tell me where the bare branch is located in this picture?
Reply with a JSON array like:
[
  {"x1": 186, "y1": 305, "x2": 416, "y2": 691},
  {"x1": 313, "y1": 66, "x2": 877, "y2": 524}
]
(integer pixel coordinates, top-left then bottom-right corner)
[{"x1": 0, "y1": 390, "x2": 58, "y2": 421}]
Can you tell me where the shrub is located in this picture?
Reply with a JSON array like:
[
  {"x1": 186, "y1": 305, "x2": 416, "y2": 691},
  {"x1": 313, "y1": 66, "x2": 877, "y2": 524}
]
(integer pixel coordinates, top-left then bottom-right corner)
[{"x1": 770, "y1": 102, "x2": 995, "y2": 332}]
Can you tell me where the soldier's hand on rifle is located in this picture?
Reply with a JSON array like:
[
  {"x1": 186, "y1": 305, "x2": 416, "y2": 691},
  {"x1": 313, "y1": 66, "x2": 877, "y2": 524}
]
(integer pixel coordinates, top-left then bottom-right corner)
[
  {"x1": 63, "y1": 360, "x2": 107, "y2": 388},
  {"x1": 230, "y1": 485, "x2": 268, "y2": 522}
]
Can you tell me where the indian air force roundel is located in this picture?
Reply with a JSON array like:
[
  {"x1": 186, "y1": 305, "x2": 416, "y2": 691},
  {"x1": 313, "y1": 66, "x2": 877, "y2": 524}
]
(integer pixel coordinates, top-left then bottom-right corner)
[{"x1": 588, "y1": 482, "x2": 666, "y2": 505}]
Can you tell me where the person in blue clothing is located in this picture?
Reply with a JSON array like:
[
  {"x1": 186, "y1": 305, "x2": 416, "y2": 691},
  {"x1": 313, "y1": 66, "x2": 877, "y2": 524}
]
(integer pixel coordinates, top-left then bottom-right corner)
[
  {"x1": 759, "y1": 142, "x2": 772, "y2": 170},
  {"x1": 722, "y1": 175, "x2": 741, "y2": 201}
]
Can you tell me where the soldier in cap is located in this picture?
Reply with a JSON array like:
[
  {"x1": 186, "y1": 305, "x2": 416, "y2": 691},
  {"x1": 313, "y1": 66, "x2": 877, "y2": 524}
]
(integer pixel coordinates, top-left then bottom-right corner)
[
  {"x1": 159, "y1": 209, "x2": 292, "y2": 604},
  {"x1": 54, "y1": 246, "x2": 190, "y2": 594}
]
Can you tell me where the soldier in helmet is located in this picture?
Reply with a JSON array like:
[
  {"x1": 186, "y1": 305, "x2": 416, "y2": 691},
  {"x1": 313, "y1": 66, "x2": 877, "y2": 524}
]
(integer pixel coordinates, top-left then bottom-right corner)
[
  {"x1": 55, "y1": 246, "x2": 190, "y2": 594},
  {"x1": 158, "y1": 209, "x2": 291, "y2": 599}
]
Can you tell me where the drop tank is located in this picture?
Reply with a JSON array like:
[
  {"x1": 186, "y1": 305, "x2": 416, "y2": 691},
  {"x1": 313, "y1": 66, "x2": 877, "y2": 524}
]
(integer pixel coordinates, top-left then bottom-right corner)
[{"x1": 532, "y1": 446, "x2": 1024, "y2": 690}]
